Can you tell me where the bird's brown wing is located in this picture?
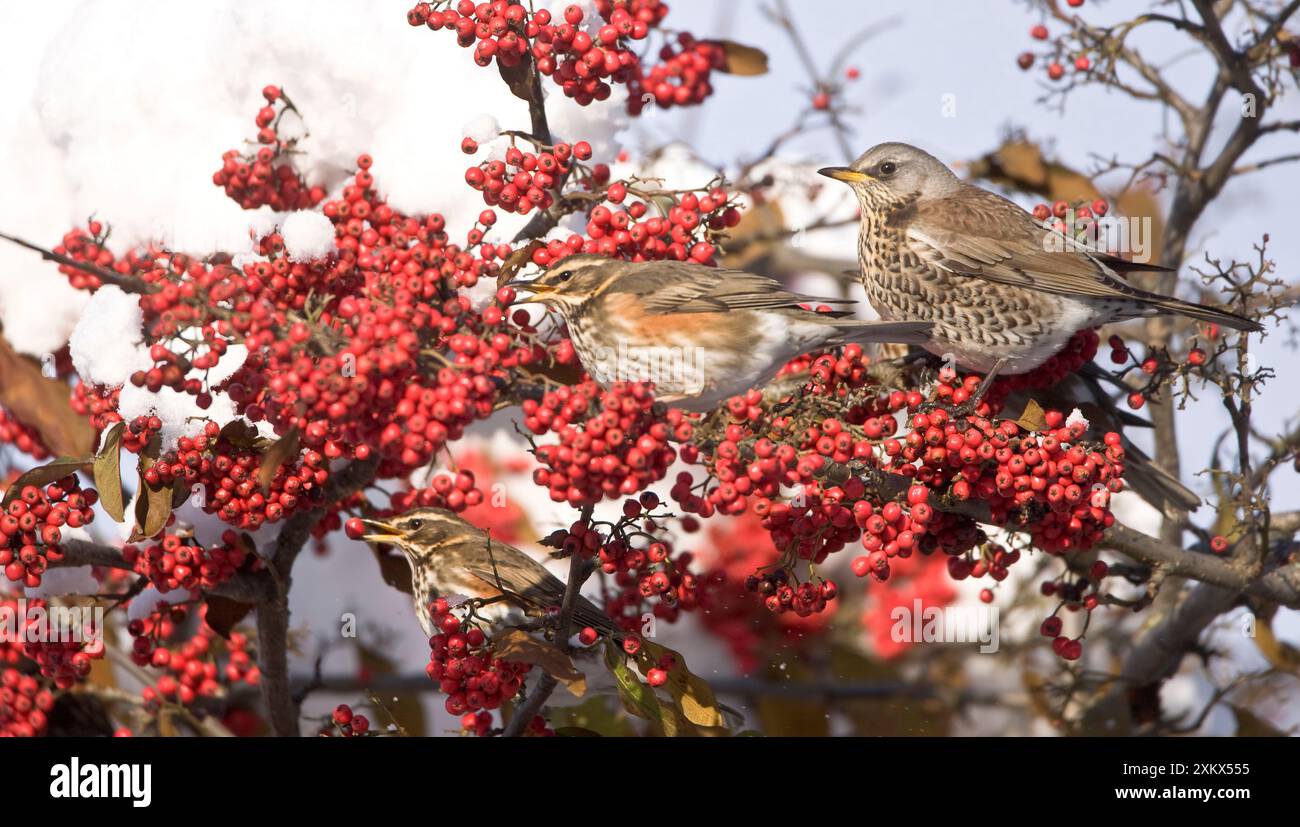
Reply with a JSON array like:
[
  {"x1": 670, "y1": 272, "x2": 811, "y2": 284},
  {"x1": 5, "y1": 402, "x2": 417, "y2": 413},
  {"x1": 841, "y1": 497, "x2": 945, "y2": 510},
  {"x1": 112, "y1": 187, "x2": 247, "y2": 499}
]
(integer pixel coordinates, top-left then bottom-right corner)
[
  {"x1": 462, "y1": 541, "x2": 619, "y2": 635},
  {"x1": 901, "y1": 186, "x2": 1261, "y2": 331},
  {"x1": 903, "y1": 186, "x2": 1160, "y2": 300},
  {"x1": 613, "y1": 260, "x2": 853, "y2": 316}
]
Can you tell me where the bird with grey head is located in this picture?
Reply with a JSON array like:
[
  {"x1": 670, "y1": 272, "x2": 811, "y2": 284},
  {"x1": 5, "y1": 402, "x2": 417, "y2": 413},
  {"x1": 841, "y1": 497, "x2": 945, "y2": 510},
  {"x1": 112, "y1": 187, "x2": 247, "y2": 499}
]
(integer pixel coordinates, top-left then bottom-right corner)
[{"x1": 818, "y1": 140, "x2": 1261, "y2": 402}]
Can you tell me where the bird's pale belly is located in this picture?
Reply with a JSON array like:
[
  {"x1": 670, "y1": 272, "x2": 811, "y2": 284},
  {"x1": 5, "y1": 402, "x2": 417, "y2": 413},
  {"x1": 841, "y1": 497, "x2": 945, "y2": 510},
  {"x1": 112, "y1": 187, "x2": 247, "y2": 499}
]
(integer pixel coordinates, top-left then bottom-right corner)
[{"x1": 573, "y1": 311, "x2": 806, "y2": 410}]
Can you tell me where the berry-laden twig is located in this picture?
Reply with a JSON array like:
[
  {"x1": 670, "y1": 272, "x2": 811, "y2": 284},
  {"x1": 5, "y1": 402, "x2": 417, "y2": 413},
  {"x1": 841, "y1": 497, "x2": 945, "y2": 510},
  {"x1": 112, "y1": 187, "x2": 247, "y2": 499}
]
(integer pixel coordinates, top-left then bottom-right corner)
[{"x1": 0, "y1": 0, "x2": 1296, "y2": 738}]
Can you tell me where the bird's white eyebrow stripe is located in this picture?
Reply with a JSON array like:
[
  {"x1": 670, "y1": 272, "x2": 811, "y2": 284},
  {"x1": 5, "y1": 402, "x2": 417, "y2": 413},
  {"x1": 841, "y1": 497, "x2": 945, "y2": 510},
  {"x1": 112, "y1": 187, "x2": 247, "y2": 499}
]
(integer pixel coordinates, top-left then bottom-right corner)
[{"x1": 398, "y1": 511, "x2": 460, "y2": 526}]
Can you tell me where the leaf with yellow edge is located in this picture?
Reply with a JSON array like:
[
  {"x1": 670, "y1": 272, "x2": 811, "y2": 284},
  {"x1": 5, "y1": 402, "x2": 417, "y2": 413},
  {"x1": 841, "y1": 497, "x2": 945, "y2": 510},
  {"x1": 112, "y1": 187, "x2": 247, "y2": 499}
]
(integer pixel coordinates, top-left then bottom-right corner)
[
  {"x1": 638, "y1": 639, "x2": 727, "y2": 731},
  {"x1": 604, "y1": 640, "x2": 663, "y2": 721},
  {"x1": 494, "y1": 629, "x2": 586, "y2": 697}
]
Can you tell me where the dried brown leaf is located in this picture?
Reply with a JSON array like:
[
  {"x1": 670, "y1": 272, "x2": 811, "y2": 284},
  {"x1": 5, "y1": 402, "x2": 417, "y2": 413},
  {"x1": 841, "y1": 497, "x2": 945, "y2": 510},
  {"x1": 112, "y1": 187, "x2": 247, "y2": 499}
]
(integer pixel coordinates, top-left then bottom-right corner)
[
  {"x1": 92, "y1": 421, "x2": 126, "y2": 522},
  {"x1": 1, "y1": 457, "x2": 87, "y2": 507},
  {"x1": 717, "y1": 40, "x2": 769, "y2": 76},
  {"x1": 257, "y1": 426, "x2": 300, "y2": 494},
  {"x1": 0, "y1": 336, "x2": 94, "y2": 459},
  {"x1": 495, "y1": 628, "x2": 586, "y2": 696},
  {"x1": 130, "y1": 455, "x2": 174, "y2": 542},
  {"x1": 204, "y1": 594, "x2": 254, "y2": 639},
  {"x1": 1014, "y1": 398, "x2": 1049, "y2": 433}
]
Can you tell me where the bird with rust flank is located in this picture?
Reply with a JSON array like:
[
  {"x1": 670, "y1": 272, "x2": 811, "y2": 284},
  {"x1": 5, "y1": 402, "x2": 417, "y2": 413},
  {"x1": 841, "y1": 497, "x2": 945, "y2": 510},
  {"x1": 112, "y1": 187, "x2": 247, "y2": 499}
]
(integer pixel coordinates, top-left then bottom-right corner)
[
  {"x1": 357, "y1": 508, "x2": 619, "y2": 641},
  {"x1": 505, "y1": 254, "x2": 933, "y2": 412},
  {"x1": 820, "y1": 142, "x2": 1262, "y2": 399}
]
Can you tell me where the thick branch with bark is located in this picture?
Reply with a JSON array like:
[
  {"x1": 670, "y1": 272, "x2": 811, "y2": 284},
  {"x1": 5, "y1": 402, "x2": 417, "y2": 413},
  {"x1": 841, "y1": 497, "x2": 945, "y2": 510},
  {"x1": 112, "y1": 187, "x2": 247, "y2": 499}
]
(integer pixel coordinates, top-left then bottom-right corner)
[{"x1": 256, "y1": 455, "x2": 379, "y2": 737}]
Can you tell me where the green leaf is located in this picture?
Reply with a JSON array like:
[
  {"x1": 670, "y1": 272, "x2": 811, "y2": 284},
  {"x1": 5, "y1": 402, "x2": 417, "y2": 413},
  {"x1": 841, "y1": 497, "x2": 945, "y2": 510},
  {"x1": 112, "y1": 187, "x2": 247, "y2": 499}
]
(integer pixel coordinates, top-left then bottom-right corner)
[
  {"x1": 547, "y1": 695, "x2": 636, "y2": 737},
  {"x1": 1, "y1": 456, "x2": 86, "y2": 507},
  {"x1": 553, "y1": 726, "x2": 603, "y2": 737},
  {"x1": 92, "y1": 422, "x2": 126, "y2": 522},
  {"x1": 604, "y1": 640, "x2": 664, "y2": 724}
]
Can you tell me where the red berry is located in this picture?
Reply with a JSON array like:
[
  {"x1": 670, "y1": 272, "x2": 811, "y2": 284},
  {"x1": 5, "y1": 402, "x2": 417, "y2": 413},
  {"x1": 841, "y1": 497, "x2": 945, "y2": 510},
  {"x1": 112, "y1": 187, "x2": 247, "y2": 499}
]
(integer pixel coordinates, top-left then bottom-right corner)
[{"x1": 344, "y1": 518, "x2": 366, "y2": 540}]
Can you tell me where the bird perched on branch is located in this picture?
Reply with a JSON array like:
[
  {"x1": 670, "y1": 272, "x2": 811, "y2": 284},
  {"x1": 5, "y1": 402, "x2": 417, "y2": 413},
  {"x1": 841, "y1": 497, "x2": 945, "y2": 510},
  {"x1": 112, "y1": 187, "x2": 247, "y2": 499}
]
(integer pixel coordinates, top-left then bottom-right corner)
[
  {"x1": 506, "y1": 254, "x2": 932, "y2": 411},
  {"x1": 357, "y1": 508, "x2": 618, "y2": 640},
  {"x1": 820, "y1": 142, "x2": 1262, "y2": 396}
]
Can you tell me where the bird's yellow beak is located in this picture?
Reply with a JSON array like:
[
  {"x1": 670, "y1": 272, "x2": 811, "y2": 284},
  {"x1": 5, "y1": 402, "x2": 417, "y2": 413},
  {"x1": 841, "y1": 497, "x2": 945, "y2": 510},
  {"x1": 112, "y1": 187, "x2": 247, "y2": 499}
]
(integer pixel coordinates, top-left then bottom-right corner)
[
  {"x1": 818, "y1": 166, "x2": 872, "y2": 183},
  {"x1": 358, "y1": 518, "x2": 402, "y2": 544},
  {"x1": 503, "y1": 279, "x2": 553, "y2": 302}
]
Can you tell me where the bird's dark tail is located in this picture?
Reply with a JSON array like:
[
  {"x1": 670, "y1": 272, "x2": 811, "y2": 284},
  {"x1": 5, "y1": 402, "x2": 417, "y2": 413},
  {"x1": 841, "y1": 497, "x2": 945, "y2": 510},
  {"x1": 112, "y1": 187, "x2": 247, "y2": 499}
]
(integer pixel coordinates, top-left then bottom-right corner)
[
  {"x1": 1072, "y1": 367, "x2": 1201, "y2": 515},
  {"x1": 826, "y1": 318, "x2": 934, "y2": 346},
  {"x1": 572, "y1": 597, "x2": 625, "y2": 642},
  {"x1": 1147, "y1": 295, "x2": 1263, "y2": 332}
]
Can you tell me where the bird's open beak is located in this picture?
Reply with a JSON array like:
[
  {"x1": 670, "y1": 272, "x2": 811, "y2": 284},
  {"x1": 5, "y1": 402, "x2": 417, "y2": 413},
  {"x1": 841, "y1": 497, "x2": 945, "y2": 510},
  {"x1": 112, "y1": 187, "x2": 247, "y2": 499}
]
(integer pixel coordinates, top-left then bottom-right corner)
[
  {"x1": 358, "y1": 518, "x2": 402, "y2": 544},
  {"x1": 503, "y1": 279, "x2": 553, "y2": 303},
  {"x1": 818, "y1": 166, "x2": 871, "y2": 183}
]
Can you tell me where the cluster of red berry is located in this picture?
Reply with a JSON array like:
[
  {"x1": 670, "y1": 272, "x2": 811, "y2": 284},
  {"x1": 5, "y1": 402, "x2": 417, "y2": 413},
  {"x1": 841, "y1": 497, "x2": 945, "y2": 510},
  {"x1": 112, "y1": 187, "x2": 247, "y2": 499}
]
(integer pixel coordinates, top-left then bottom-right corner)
[
  {"x1": 212, "y1": 85, "x2": 325, "y2": 211},
  {"x1": 572, "y1": 189, "x2": 740, "y2": 265},
  {"x1": 891, "y1": 371, "x2": 1125, "y2": 556},
  {"x1": 129, "y1": 603, "x2": 259, "y2": 708},
  {"x1": 0, "y1": 593, "x2": 105, "y2": 690},
  {"x1": 463, "y1": 140, "x2": 590, "y2": 216},
  {"x1": 626, "y1": 33, "x2": 727, "y2": 115},
  {"x1": 1036, "y1": 558, "x2": 1112, "y2": 661},
  {"x1": 526, "y1": 380, "x2": 677, "y2": 505},
  {"x1": 1019, "y1": 7, "x2": 1092, "y2": 81},
  {"x1": 0, "y1": 668, "x2": 55, "y2": 737},
  {"x1": 1, "y1": 479, "x2": 97, "y2": 588},
  {"x1": 424, "y1": 597, "x2": 532, "y2": 717},
  {"x1": 691, "y1": 514, "x2": 829, "y2": 672},
  {"x1": 121, "y1": 529, "x2": 257, "y2": 594},
  {"x1": 544, "y1": 493, "x2": 702, "y2": 632},
  {"x1": 325, "y1": 703, "x2": 372, "y2": 737},
  {"x1": 985, "y1": 328, "x2": 1100, "y2": 408},
  {"x1": 50, "y1": 221, "x2": 150, "y2": 291},
  {"x1": 411, "y1": 1, "x2": 724, "y2": 114}
]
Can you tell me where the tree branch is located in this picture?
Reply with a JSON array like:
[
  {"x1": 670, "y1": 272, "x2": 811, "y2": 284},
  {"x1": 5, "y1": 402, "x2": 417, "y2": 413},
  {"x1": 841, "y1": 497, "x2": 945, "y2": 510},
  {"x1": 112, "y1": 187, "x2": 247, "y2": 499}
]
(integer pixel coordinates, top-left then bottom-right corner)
[
  {"x1": 1103, "y1": 523, "x2": 1300, "y2": 607},
  {"x1": 500, "y1": 504, "x2": 595, "y2": 737},
  {"x1": 0, "y1": 230, "x2": 157, "y2": 295},
  {"x1": 256, "y1": 455, "x2": 379, "y2": 737},
  {"x1": 57, "y1": 538, "x2": 275, "y2": 604}
]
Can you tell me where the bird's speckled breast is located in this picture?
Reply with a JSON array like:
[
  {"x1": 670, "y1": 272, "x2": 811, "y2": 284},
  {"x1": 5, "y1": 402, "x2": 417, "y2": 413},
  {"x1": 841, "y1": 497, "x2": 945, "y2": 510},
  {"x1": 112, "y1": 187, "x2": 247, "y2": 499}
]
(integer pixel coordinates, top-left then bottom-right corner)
[{"x1": 855, "y1": 196, "x2": 1089, "y2": 373}]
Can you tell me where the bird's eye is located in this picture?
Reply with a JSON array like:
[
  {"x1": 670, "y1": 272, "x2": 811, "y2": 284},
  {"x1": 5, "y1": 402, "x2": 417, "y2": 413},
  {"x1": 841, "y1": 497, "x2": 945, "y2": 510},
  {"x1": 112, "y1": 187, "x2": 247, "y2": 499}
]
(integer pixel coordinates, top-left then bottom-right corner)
[
  {"x1": 407, "y1": 519, "x2": 423, "y2": 530},
  {"x1": 556, "y1": 270, "x2": 573, "y2": 282},
  {"x1": 879, "y1": 162, "x2": 898, "y2": 176}
]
